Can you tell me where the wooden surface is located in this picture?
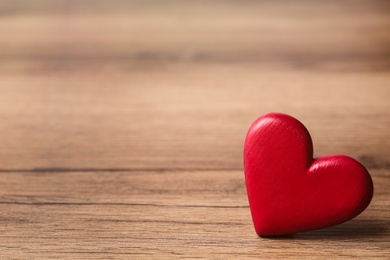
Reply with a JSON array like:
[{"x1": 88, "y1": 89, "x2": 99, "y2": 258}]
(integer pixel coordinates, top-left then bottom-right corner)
[{"x1": 0, "y1": 0, "x2": 389, "y2": 258}]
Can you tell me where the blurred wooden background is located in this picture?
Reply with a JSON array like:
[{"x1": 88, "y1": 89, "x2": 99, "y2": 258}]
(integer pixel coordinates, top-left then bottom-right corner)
[{"x1": 0, "y1": 0, "x2": 389, "y2": 258}]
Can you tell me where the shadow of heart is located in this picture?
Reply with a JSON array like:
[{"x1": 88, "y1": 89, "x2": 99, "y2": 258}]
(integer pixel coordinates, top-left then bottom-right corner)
[{"x1": 261, "y1": 219, "x2": 388, "y2": 240}]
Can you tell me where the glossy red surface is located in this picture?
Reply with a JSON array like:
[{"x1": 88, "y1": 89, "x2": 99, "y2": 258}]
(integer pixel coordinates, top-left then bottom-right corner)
[{"x1": 244, "y1": 113, "x2": 373, "y2": 236}]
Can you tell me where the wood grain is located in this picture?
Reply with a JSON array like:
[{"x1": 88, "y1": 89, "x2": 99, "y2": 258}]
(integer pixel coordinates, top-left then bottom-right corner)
[
  {"x1": 0, "y1": 0, "x2": 389, "y2": 258},
  {"x1": 0, "y1": 170, "x2": 388, "y2": 258}
]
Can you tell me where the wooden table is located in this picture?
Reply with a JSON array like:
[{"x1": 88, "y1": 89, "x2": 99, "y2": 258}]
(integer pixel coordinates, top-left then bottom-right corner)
[{"x1": 0, "y1": 0, "x2": 389, "y2": 258}]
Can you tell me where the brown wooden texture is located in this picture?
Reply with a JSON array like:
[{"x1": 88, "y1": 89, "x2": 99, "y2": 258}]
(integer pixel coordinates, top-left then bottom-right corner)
[{"x1": 0, "y1": 0, "x2": 389, "y2": 258}]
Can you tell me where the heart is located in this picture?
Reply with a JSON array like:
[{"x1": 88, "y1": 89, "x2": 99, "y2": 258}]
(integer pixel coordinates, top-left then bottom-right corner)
[{"x1": 244, "y1": 113, "x2": 373, "y2": 236}]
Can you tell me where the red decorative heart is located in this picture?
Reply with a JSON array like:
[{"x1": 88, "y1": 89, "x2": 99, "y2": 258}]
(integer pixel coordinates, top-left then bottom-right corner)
[{"x1": 244, "y1": 113, "x2": 373, "y2": 236}]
